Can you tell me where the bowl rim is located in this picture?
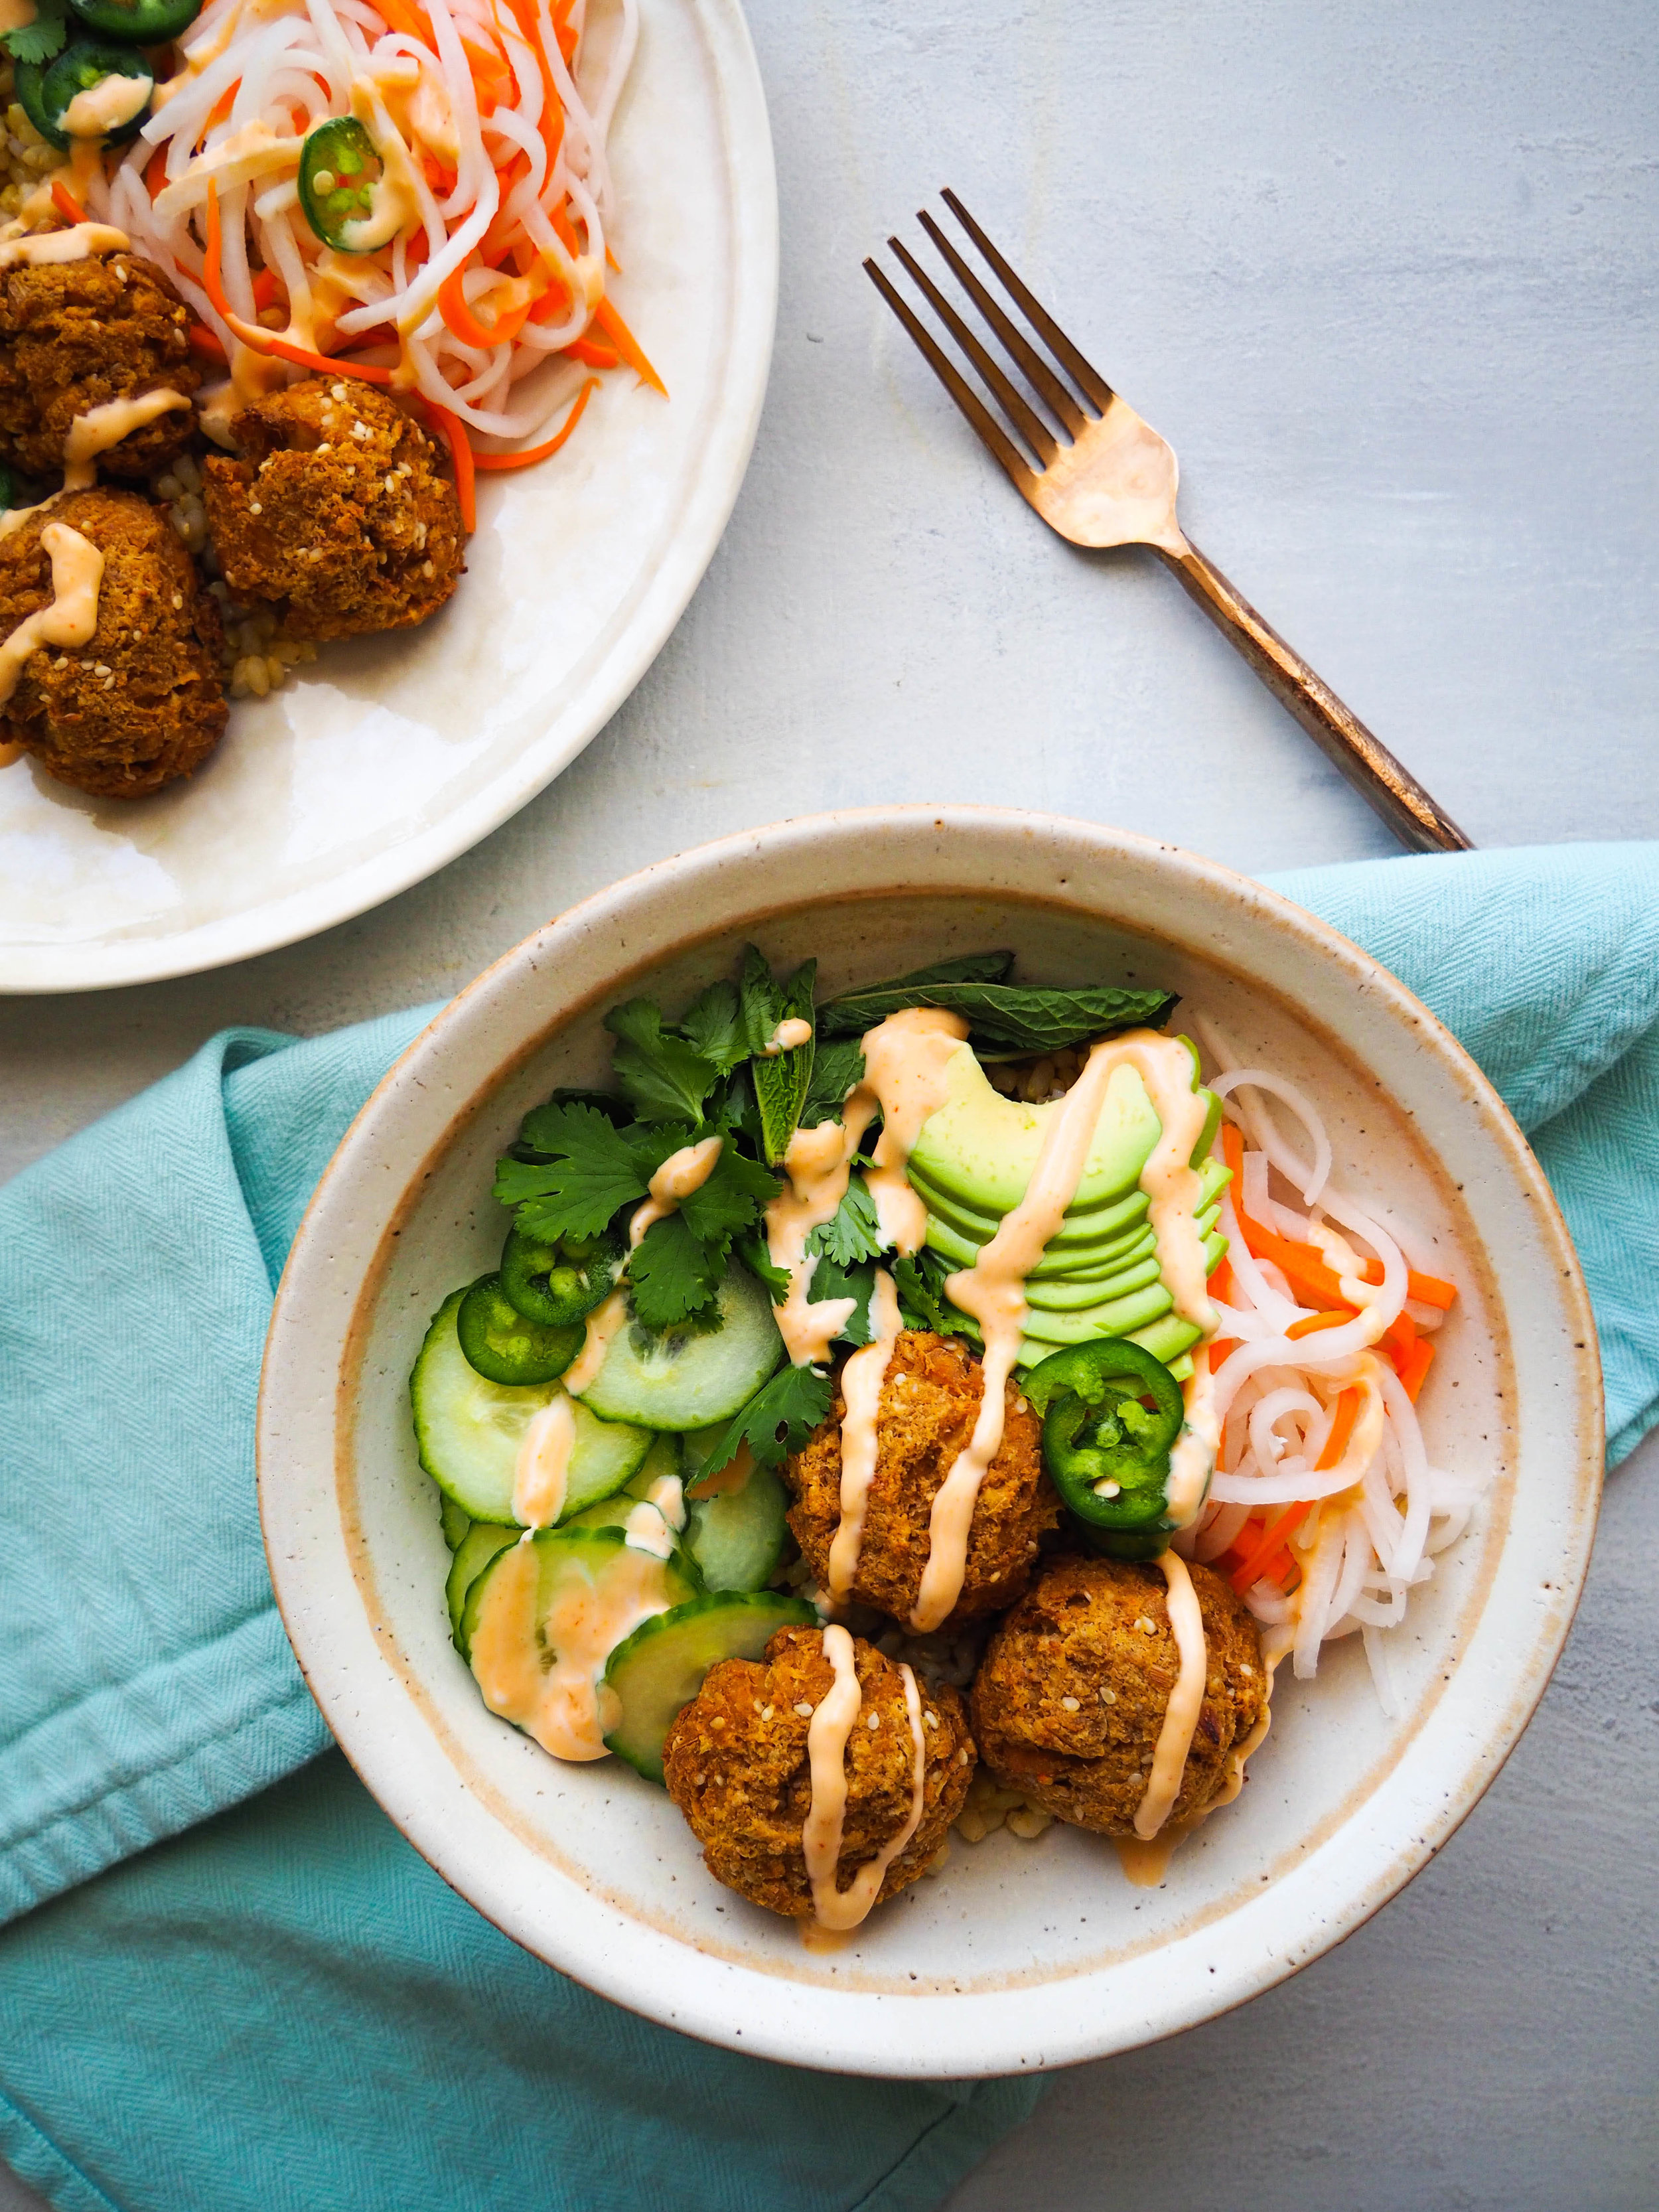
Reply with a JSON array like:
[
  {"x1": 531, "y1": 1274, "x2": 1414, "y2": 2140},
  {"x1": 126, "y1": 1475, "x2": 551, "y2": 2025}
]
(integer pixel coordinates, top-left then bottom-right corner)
[{"x1": 257, "y1": 804, "x2": 1605, "y2": 2076}]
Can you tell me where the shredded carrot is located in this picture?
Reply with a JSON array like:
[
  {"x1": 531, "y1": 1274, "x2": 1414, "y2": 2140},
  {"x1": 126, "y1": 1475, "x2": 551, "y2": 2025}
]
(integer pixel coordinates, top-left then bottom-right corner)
[
  {"x1": 374, "y1": 0, "x2": 431, "y2": 39},
  {"x1": 591, "y1": 295, "x2": 666, "y2": 396},
  {"x1": 1317, "y1": 1386, "x2": 1361, "y2": 1471},
  {"x1": 563, "y1": 333, "x2": 618, "y2": 370},
  {"x1": 1229, "y1": 1502, "x2": 1313, "y2": 1596},
  {"x1": 500, "y1": 0, "x2": 563, "y2": 170},
  {"x1": 551, "y1": 0, "x2": 577, "y2": 64},
  {"x1": 1382, "y1": 1309, "x2": 1418, "y2": 1361},
  {"x1": 273, "y1": 334, "x2": 394, "y2": 382},
  {"x1": 50, "y1": 181, "x2": 86, "y2": 226},
  {"x1": 1286, "y1": 1308, "x2": 1355, "y2": 1341},
  {"x1": 1208, "y1": 1256, "x2": 1237, "y2": 1305},
  {"x1": 145, "y1": 146, "x2": 168, "y2": 201},
  {"x1": 202, "y1": 181, "x2": 232, "y2": 323},
  {"x1": 423, "y1": 402, "x2": 475, "y2": 530},
  {"x1": 205, "y1": 84, "x2": 238, "y2": 131},
  {"x1": 1221, "y1": 1126, "x2": 1457, "y2": 1316},
  {"x1": 251, "y1": 267, "x2": 281, "y2": 311},
  {"x1": 471, "y1": 375, "x2": 597, "y2": 470},
  {"x1": 188, "y1": 324, "x2": 229, "y2": 364},
  {"x1": 605, "y1": 242, "x2": 621, "y2": 273},
  {"x1": 438, "y1": 265, "x2": 524, "y2": 348},
  {"x1": 1208, "y1": 1338, "x2": 1240, "y2": 1368},
  {"x1": 1396, "y1": 1337, "x2": 1434, "y2": 1402}
]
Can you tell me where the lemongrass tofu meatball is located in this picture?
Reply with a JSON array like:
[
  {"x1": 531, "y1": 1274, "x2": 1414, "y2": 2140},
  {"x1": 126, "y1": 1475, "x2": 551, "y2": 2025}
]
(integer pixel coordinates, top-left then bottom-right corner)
[
  {"x1": 0, "y1": 487, "x2": 227, "y2": 798},
  {"x1": 0, "y1": 248, "x2": 200, "y2": 481},
  {"x1": 971, "y1": 1554, "x2": 1267, "y2": 1836},
  {"x1": 201, "y1": 376, "x2": 464, "y2": 639},
  {"x1": 782, "y1": 1330, "x2": 1062, "y2": 1627},
  {"x1": 662, "y1": 1626, "x2": 974, "y2": 1921}
]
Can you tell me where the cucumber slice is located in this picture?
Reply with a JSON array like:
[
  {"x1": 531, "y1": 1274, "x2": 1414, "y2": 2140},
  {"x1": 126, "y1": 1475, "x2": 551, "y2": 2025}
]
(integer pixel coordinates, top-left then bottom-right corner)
[
  {"x1": 446, "y1": 1520, "x2": 516, "y2": 1648},
  {"x1": 411, "y1": 1287, "x2": 650, "y2": 1522},
  {"x1": 684, "y1": 1459, "x2": 790, "y2": 1591},
  {"x1": 438, "y1": 1492, "x2": 472, "y2": 1551},
  {"x1": 603, "y1": 1590, "x2": 818, "y2": 1784},
  {"x1": 577, "y1": 1264, "x2": 783, "y2": 1431},
  {"x1": 464, "y1": 1525, "x2": 699, "y2": 1756},
  {"x1": 566, "y1": 1435, "x2": 686, "y2": 1540}
]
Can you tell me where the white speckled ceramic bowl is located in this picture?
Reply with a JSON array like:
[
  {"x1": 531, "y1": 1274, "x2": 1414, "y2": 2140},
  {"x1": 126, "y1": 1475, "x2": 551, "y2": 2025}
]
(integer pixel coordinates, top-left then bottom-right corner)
[
  {"x1": 257, "y1": 808, "x2": 1603, "y2": 2077},
  {"x1": 0, "y1": 0, "x2": 775, "y2": 994}
]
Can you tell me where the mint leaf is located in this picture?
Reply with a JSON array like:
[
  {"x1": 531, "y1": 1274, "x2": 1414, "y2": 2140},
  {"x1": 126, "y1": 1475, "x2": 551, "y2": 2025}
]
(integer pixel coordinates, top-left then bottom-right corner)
[
  {"x1": 699, "y1": 1360, "x2": 831, "y2": 1479},
  {"x1": 746, "y1": 951, "x2": 816, "y2": 1165},
  {"x1": 7, "y1": 0, "x2": 66, "y2": 64},
  {"x1": 893, "y1": 1249, "x2": 982, "y2": 1349},
  {"x1": 605, "y1": 999, "x2": 720, "y2": 1123},
  {"x1": 677, "y1": 980, "x2": 748, "y2": 1074},
  {"x1": 806, "y1": 1173, "x2": 883, "y2": 1265},
  {"x1": 817, "y1": 963, "x2": 1175, "y2": 1051},
  {"x1": 629, "y1": 1211, "x2": 725, "y2": 1327},
  {"x1": 493, "y1": 1102, "x2": 648, "y2": 1238},
  {"x1": 801, "y1": 1038, "x2": 864, "y2": 1127}
]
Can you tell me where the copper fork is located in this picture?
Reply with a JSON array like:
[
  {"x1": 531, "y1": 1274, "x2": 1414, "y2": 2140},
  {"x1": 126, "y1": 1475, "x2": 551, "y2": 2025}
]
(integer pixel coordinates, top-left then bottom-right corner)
[{"x1": 866, "y1": 191, "x2": 1472, "y2": 854}]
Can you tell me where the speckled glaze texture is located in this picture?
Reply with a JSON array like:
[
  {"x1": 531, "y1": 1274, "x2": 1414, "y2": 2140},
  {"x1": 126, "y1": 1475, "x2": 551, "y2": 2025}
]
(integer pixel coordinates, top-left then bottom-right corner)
[
  {"x1": 257, "y1": 809, "x2": 1603, "y2": 2077},
  {"x1": 0, "y1": 0, "x2": 777, "y2": 994}
]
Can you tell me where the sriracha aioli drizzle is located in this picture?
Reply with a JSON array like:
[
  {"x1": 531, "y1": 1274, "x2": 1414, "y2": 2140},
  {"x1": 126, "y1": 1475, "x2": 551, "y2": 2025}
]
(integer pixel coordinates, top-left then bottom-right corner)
[
  {"x1": 1133, "y1": 1550, "x2": 1208, "y2": 1840},
  {"x1": 565, "y1": 1136, "x2": 725, "y2": 1397},
  {"x1": 802, "y1": 1625, "x2": 927, "y2": 1936},
  {"x1": 826, "y1": 1267, "x2": 902, "y2": 1603}
]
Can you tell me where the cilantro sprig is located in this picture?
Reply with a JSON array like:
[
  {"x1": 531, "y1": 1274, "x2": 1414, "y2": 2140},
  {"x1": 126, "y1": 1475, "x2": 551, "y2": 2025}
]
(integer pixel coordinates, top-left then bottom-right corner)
[{"x1": 697, "y1": 1361, "x2": 833, "y2": 1481}]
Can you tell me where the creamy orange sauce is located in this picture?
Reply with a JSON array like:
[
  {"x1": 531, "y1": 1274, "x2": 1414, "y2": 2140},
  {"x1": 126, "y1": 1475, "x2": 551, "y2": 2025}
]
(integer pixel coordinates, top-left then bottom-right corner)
[
  {"x1": 1167, "y1": 1343, "x2": 1221, "y2": 1526},
  {"x1": 511, "y1": 1394, "x2": 575, "y2": 1528},
  {"x1": 801, "y1": 1625, "x2": 927, "y2": 1935},
  {"x1": 62, "y1": 71, "x2": 152, "y2": 139},
  {"x1": 914, "y1": 1037, "x2": 1130, "y2": 1630},
  {"x1": 859, "y1": 1010, "x2": 970, "y2": 1250},
  {"x1": 0, "y1": 523, "x2": 103, "y2": 709},
  {"x1": 0, "y1": 224, "x2": 128, "y2": 272},
  {"x1": 469, "y1": 1538, "x2": 672, "y2": 1761},
  {"x1": 764, "y1": 1009, "x2": 968, "y2": 1367},
  {"x1": 565, "y1": 1138, "x2": 725, "y2": 1395},
  {"x1": 622, "y1": 1501, "x2": 675, "y2": 1558},
  {"x1": 1133, "y1": 1551, "x2": 1208, "y2": 1840},
  {"x1": 0, "y1": 490, "x2": 63, "y2": 545},
  {"x1": 762, "y1": 1016, "x2": 813, "y2": 1056},
  {"x1": 826, "y1": 1267, "x2": 902, "y2": 1604},
  {"x1": 627, "y1": 1133, "x2": 723, "y2": 1247},
  {"x1": 63, "y1": 389, "x2": 191, "y2": 490},
  {"x1": 1115, "y1": 1644, "x2": 1277, "y2": 1884},
  {"x1": 563, "y1": 1288, "x2": 629, "y2": 1398}
]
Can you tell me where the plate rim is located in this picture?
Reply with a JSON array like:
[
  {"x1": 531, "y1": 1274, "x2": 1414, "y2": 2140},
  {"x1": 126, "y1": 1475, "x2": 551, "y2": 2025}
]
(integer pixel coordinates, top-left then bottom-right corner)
[
  {"x1": 0, "y1": 0, "x2": 778, "y2": 996},
  {"x1": 257, "y1": 805, "x2": 1605, "y2": 2076}
]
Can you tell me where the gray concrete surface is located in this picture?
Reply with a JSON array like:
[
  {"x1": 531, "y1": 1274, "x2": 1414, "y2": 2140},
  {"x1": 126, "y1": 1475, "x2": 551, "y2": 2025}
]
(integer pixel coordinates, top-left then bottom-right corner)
[{"x1": 2, "y1": 0, "x2": 1655, "y2": 2204}]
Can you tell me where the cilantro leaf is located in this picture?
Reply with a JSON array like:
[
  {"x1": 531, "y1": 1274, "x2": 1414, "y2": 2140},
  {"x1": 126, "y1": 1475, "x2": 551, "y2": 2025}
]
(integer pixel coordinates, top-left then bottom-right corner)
[
  {"x1": 628, "y1": 1211, "x2": 726, "y2": 1327},
  {"x1": 736, "y1": 1228, "x2": 790, "y2": 1301},
  {"x1": 806, "y1": 1173, "x2": 884, "y2": 1266},
  {"x1": 492, "y1": 1102, "x2": 648, "y2": 1239},
  {"x1": 808, "y1": 1254, "x2": 874, "y2": 1346},
  {"x1": 699, "y1": 1359, "x2": 831, "y2": 1479},
  {"x1": 677, "y1": 1139, "x2": 779, "y2": 1245},
  {"x1": 801, "y1": 1038, "x2": 864, "y2": 1127},
  {"x1": 605, "y1": 999, "x2": 721, "y2": 1123},
  {"x1": 893, "y1": 1249, "x2": 982, "y2": 1349},
  {"x1": 677, "y1": 980, "x2": 748, "y2": 1074},
  {"x1": 6, "y1": 0, "x2": 66, "y2": 64}
]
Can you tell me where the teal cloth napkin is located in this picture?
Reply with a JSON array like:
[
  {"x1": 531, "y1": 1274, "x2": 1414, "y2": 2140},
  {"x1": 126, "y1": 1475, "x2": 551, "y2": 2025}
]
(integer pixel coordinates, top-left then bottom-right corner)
[{"x1": 1, "y1": 840, "x2": 1656, "y2": 2212}]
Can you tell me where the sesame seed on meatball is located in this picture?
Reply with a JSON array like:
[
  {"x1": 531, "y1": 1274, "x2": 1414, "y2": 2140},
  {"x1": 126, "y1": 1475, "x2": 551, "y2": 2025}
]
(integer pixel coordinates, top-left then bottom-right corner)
[
  {"x1": 971, "y1": 1553, "x2": 1267, "y2": 1836},
  {"x1": 782, "y1": 1330, "x2": 1062, "y2": 1629},
  {"x1": 662, "y1": 1625, "x2": 975, "y2": 1921}
]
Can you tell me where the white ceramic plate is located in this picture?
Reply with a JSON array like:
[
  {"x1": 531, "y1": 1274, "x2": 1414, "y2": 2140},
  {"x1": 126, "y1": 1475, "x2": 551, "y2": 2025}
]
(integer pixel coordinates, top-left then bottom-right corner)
[
  {"x1": 258, "y1": 809, "x2": 1603, "y2": 2078},
  {"x1": 0, "y1": 0, "x2": 776, "y2": 994}
]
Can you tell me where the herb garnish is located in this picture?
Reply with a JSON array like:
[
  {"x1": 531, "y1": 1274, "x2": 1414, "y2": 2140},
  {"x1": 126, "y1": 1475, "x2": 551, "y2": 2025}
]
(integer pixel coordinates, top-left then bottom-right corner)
[{"x1": 818, "y1": 954, "x2": 1175, "y2": 1053}]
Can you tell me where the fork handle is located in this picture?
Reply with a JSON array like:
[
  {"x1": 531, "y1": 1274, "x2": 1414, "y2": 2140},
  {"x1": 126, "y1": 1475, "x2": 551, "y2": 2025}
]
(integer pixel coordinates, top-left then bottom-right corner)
[{"x1": 1159, "y1": 540, "x2": 1473, "y2": 853}]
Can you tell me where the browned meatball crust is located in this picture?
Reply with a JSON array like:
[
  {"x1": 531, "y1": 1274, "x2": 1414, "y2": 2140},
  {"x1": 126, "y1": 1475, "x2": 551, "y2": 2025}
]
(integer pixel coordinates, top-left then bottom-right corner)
[
  {"x1": 972, "y1": 1554, "x2": 1267, "y2": 1836},
  {"x1": 662, "y1": 1626, "x2": 974, "y2": 1921},
  {"x1": 0, "y1": 488, "x2": 227, "y2": 798},
  {"x1": 0, "y1": 250, "x2": 200, "y2": 481},
  {"x1": 202, "y1": 376, "x2": 463, "y2": 638},
  {"x1": 782, "y1": 1331, "x2": 1061, "y2": 1627}
]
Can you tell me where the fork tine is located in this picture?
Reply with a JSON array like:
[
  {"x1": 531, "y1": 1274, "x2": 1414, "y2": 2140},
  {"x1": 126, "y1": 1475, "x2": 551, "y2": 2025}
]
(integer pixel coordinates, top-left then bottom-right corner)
[
  {"x1": 863, "y1": 258, "x2": 1039, "y2": 498},
  {"x1": 888, "y1": 237, "x2": 1057, "y2": 466},
  {"x1": 916, "y1": 210, "x2": 1089, "y2": 440},
  {"x1": 940, "y1": 188, "x2": 1116, "y2": 415}
]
